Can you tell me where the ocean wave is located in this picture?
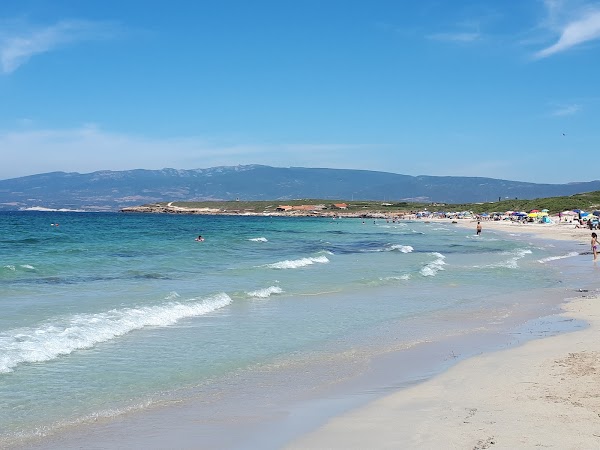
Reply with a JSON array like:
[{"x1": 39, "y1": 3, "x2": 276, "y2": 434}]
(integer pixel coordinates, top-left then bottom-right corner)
[
  {"x1": 248, "y1": 237, "x2": 268, "y2": 242},
  {"x1": 379, "y1": 274, "x2": 412, "y2": 281},
  {"x1": 264, "y1": 256, "x2": 329, "y2": 269},
  {"x1": 420, "y1": 252, "x2": 446, "y2": 277},
  {"x1": 538, "y1": 252, "x2": 580, "y2": 264},
  {"x1": 476, "y1": 249, "x2": 533, "y2": 269},
  {"x1": 246, "y1": 286, "x2": 283, "y2": 298},
  {"x1": 0, "y1": 293, "x2": 232, "y2": 374},
  {"x1": 2, "y1": 264, "x2": 36, "y2": 273},
  {"x1": 388, "y1": 244, "x2": 414, "y2": 253}
]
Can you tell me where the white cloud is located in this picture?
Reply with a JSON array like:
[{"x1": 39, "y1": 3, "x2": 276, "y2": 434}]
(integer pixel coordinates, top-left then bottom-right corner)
[
  {"x1": 536, "y1": 4, "x2": 600, "y2": 58},
  {"x1": 551, "y1": 104, "x2": 581, "y2": 116},
  {"x1": 0, "y1": 125, "x2": 375, "y2": 180},
  {"x1": 0, "y1": 19, "x2": 118, "y2": 74}
]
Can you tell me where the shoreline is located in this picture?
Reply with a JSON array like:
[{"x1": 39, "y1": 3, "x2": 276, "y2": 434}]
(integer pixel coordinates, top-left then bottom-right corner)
[
  {"x1": 287, "y1": 294, "x2": 600, "y2": 449},
  {"x1": 287, "y1": 221, "x2": 600, "y2": 449}
]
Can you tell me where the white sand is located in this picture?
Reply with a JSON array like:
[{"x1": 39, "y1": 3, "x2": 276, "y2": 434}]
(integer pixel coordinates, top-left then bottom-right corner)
[{"x1": 287, "y1": 220, "x2": 600, "y2": 449}]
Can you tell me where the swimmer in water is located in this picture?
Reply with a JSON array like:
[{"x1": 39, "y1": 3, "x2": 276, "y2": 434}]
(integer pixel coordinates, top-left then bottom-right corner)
[{"x1": 195, "y1": 235, "x2": 204, "y2": 242}]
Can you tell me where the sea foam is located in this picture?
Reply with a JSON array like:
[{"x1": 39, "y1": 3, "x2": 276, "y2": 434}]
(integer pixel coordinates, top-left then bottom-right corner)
[
  {"x1": 388, "y1": 244, "x2": 414, "y2": 253},
  {"x1": 0, "y1": 293, "x2": 232, "y2": 374},
  {"x1": 264, "y1": 256, "x2": 329, "y2": 269},
  {"x1": 479, "y1": 249, "x2": 533, "y2": 269},
  {"x1": 247, "y1": 286, "x2": 283, "y2": 298},
  {"x1": 420, "y1": 252, "x2": 446, "y2": 276},
  {"x1": 538, "y1": 252, "x2": 580, "y2": 264},
  {"x1": 249, "y1": 237, "x2": 268, "y2": 242}
]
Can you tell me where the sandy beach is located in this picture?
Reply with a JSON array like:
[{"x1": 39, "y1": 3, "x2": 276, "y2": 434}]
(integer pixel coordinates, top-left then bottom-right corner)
[{"x1": 287, "y1": 219, "x2": 600, "y2": 450}]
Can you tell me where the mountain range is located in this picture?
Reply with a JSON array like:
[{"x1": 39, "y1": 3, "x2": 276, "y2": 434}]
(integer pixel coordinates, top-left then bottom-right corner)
[{"x1": 1, "y1": 165, "x2": 599, "y2": 211}]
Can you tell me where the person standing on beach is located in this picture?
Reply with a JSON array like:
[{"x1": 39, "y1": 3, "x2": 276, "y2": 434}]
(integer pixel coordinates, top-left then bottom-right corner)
[
  {"x1": 592, "y1": 232, "x2": 598, "y2": 261},
  {"x1": 476, "y1": 221, "x2": 482, "y2": 235}
]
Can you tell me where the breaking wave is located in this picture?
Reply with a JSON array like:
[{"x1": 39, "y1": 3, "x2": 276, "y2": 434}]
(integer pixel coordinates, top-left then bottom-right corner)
[
  {"x1": 420, "y1": 252, "x2": 446, "y2": 277},
  {"x1": 0, "y1": 293, "x2": 232, "y2": 374},
  {"x1": 246, "y1": 286, "x2": 283, "y2": 298},
  {"x1": 538, "y1": 252, "x2": 579, "y2": 264},
  {"x1": 264, "y1": 256, "x2": 330, "y2": 269}
]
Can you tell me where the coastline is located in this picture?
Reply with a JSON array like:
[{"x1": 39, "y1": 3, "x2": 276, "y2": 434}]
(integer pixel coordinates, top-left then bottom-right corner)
[
  {"x1": 9, "y1": 215, "x2": 597, "y2": 449},
  {"x1": 287, "y1": 220, "x2": 600, "y2": 449}
]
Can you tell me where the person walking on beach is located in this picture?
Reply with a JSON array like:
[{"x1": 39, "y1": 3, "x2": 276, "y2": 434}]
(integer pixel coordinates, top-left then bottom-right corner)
[
  {"x1": 476, "y1": 221, "x2": 482, "y2": 236},
  {"x1": 592, "y1": 232, "x2": 598, "y2": 261}
]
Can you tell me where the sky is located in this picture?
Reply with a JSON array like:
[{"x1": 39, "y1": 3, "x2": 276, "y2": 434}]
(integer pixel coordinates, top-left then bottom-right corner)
[{"x1": 0, "y1": 0, "x2": 598, "y2": 184}]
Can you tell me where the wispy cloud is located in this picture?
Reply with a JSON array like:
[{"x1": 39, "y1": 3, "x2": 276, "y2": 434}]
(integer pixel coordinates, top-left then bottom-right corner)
[
  {"x1": 535, "y1": 2, "x2": 600, "y2": 58},
  {"x1": 0, "y1": 19, "x2": 118, "y2": 74},
  {"x1": 551, "y1": 103, "x2": 581, "y2": 116},
  {"x1": 0, "y1": 125, "x2": 376, "y2": 180},
  {"x1": 427, "y1": 31, "x2": 481, "y2": 42}
]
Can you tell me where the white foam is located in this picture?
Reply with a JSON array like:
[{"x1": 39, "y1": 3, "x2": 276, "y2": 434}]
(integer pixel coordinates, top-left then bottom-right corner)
[
  {"x1": 3, "y1": 265, "x2": 16, "y2": 271},
  {"x1": 477, "y1": 249, "x2": 533, "y2": 269},
  {"x1": 249, "y1": 237, "x2": 268, "y2": 242},
  {"x1": 264, "y1": 256, "x2": 329, "y2": 269},
  {"x1": 247, "y1": 286, "x2": 283, "y2": 298},
  {"x1": 389, "y1": 244, "x2": 414, "y2": 253},
  {"x1": 164, "y1": 291, "x2": 180, "y2": 300},
  {"x1": 420, "y1": 252, "x2": 446, "y2": 277},
  {"x1": 19, "y1": 264, "x2": 35, "y2": 270},
  {"x1": 0, "y1": 293, "x2": 232, "y2": 374},
  {"x1": 538, "y1": 252, "x2": 580, "y2": 264},
  {"x1": 380, "y1": 274, "x2": 412, "y2": 281}
]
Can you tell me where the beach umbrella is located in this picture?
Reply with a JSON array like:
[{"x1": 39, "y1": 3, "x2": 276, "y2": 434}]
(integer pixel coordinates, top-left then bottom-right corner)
[
  {"x1": 581, "y1": 212, "x2": 590, "y2": 217},
  {"x1": 527, "y1": 212, "x2": 538, "y2": 218},
  {"x1": 542, "y1": 209, "x2": 549, "y2": 212},
  {"x1": 593, "y1": 211, "x2": 600, "y2": 217},
  {"x1": 530, "y1": 209, "x2": 540, "y2": 213}
]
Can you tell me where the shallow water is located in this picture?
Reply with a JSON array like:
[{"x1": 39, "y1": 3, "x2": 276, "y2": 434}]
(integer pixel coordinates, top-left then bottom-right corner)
[{"x1": 0, "y1": 212, "x2": 589, "y2": 447}]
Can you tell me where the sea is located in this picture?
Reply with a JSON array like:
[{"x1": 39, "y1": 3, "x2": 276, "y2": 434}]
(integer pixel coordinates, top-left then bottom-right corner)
[{"x1": 0, "y1": 211, "x2": 593, "y2": 449}]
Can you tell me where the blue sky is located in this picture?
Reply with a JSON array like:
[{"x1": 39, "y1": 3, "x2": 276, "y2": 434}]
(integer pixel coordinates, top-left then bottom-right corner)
[{"x1": 0, "y1": 0, "x2": 598, "y2": 183}]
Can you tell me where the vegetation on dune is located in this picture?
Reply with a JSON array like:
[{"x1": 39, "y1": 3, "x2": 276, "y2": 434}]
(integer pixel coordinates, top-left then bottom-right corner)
[{"x1": 147, "y1": 191, "x2": 600, "y2": 214}]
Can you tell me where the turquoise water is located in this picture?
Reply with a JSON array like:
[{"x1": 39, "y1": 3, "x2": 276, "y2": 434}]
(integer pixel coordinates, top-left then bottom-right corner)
[{"x1": 0, "y1": 212, "x2": 581, "y2": 446}]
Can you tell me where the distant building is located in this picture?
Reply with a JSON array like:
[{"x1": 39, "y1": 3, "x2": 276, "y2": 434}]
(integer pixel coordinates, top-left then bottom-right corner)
[
  {"x1": 277, "y1": 204, "x2": 325, "y2": 212},
  {"x1": 332, "y1": 203, "x2": 348, "y2": 209}
]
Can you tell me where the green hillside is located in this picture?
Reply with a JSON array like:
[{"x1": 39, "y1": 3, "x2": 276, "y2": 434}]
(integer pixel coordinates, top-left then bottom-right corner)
[{"x1": 150, "y1": 191, "x2": 600, "y2": 215}]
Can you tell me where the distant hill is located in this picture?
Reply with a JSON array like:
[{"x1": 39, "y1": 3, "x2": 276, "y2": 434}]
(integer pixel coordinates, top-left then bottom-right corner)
[{"x1": 1, "y1": 165, "x2": 600, "y2": 211}]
